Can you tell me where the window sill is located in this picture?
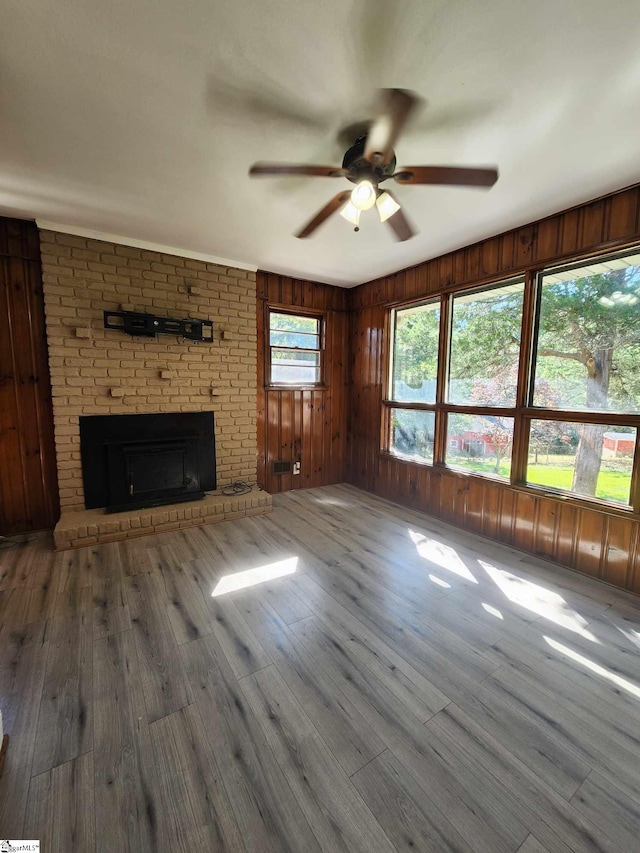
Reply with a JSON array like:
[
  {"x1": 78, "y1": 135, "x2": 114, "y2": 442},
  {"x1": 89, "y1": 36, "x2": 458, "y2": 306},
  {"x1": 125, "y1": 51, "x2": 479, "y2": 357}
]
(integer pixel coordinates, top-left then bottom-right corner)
[
  {"x1": 380, "y1": 450, "x2": 434, "y2": 467},
  {"x1": 265, "y1": 384, "x2": 329, "y2": 391}
]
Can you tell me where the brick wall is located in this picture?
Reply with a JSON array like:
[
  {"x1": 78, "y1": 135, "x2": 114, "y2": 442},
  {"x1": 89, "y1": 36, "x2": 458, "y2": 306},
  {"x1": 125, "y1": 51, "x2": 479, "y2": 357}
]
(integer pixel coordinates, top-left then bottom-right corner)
[{"x1": 39, "y1": 230, "x2": 257, "y2": 511}]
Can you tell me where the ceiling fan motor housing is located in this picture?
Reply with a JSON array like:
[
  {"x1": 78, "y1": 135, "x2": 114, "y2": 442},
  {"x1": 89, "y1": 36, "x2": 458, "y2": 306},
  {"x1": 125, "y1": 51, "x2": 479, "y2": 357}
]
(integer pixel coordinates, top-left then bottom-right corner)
[{"x1": 342, "y1": 136, "x2": 396, "y2": 185}]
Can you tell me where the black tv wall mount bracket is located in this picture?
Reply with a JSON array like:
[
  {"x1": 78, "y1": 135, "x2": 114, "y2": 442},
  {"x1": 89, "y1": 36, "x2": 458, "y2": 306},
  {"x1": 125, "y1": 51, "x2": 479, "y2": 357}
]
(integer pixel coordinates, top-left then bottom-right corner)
[{"x1": 103, "y1": 310, "x2": 214, "y2": 342}]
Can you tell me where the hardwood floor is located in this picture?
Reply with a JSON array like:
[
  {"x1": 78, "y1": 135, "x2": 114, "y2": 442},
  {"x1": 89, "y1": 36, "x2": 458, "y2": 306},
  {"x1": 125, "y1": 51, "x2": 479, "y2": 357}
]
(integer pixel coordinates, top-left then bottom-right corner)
[{"x1": 2, "y1": 484, "x2": 640, "y2": 852}]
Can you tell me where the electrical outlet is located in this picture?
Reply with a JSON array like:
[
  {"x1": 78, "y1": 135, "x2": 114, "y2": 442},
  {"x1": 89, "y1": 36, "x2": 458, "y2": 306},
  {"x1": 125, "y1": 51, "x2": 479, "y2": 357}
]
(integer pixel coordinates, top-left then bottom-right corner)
[{"x1": 293, "y1": 461, "x2": 301, "y2": 475}]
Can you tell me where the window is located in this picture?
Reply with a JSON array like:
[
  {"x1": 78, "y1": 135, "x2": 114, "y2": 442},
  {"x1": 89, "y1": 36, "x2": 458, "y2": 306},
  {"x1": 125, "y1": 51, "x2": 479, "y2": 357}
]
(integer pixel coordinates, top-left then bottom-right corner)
[
  {"x1": 387, "y1": 300, "x2": 440, "y2": 462},
  {"x1": 527, "y1": 420, "x2": 636, "y2": 505},
  {"x1": 448, "y1": 282, "x2": 524, "y2": 407},
  {"x1": 390, "y1": 300, "x2": 440, "y2": 404},
  {"x1": 446, "y1": 413, "x2": 515, "y2": 478},
  {"x1": 445, "y1": 279, "x2": 524, "y2": 479},
  {"x1": 384, "y1": 248, "x2": 640, "y2": 510},
  {"x1": 390, "y1": 409, "x2": 435, "y2": 463},
  {"x1": 532, "y1": 256, "x2": 640, "y2": 413},
  {"x1": 525, "y1": 252, "x2": 640, "y2": 505},
  {"x1": 386, "y1": 282, "x2": 524, "y2": 475},
  {"x1": 268, "y1": 310, "x2": 322, "y2": 385}
]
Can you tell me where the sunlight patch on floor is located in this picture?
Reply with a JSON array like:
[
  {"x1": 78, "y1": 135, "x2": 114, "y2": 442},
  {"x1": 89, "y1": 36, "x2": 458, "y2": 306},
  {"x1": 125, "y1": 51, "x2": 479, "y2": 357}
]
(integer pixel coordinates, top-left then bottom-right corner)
[
  {"x1": 409, "y1": 530, "x2": 478, "y2": 583},
  {"x1": 544, "y1": 636, "x2": 640, "y2": 700},
  {"x1": 479, "y1": 560, "x2": 598, "y2": 641},
  {"x1": 482, "y1": 602, "x2": 504, "y2": 620},
  {"x1": 212, "y1": 557, "x2": 298, "y2": 596},
  {"x1": 613, "y1": 624, "x2": 640, "y2": 650},
  {"x1": 429, "y1": 574, "x2": 451, "y2": 588},
  {"x1": 310, "y1": 495, "x2": 352, "y2": 507}
]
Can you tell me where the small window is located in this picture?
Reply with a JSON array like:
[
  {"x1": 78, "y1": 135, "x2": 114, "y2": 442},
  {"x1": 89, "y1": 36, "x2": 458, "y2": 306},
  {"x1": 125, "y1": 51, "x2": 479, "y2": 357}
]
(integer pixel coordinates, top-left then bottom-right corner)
[{"x1": 269, "y1": 311, "x2": 322, "y2": 385}]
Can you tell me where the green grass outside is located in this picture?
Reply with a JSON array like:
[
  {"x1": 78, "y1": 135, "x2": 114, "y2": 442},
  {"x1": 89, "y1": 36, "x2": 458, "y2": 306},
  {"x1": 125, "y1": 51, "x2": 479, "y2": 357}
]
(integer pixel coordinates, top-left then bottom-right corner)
[
  {"x1": 448, "y1": 456, "x2": 632, "y2": 504},
  {"x1": 526, "y1": 463, "x2": 631, "y2": 503}
]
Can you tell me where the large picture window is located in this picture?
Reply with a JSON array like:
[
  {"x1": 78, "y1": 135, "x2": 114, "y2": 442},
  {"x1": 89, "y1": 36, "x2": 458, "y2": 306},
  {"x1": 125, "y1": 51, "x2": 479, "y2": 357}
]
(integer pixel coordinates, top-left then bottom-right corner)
[
  {"x1": 268, "y1": 310, "x2": 323, "y2": 386},
  {"x1": 384, "y1": 249, "x2": 640, "y2": 511}
]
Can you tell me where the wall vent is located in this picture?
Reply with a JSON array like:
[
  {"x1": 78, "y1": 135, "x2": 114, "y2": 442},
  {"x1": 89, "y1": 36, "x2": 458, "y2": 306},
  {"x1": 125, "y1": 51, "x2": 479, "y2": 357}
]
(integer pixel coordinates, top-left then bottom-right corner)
[{"x1": 273, "y1": 460, "x2": 292, "y2": 475}]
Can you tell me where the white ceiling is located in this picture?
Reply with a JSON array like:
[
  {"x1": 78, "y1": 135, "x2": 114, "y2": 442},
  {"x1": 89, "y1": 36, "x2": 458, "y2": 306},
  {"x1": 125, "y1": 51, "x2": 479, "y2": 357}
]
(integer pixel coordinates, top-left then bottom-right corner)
[{"x1": 1, "y1": 0, "x2": 640, "y2": 287}]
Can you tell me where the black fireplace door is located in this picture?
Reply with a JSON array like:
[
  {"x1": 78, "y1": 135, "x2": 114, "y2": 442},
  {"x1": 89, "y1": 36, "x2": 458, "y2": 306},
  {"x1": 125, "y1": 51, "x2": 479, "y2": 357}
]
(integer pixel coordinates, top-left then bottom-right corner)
[
  {"x1": 106, "y1": 436, "x2": 202, "y2": 512},
  {"x1": 80, "y1": 411, "x2": 216, "y2": 511}
]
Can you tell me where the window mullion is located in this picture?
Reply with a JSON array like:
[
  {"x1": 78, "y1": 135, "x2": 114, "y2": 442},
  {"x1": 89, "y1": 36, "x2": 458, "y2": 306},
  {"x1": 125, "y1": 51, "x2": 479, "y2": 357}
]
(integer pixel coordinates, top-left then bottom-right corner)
[
  {"x1": 631, "y1": 442, "x2": 640, "y2": 512},
  {"x1": 511, "y1": 269, "x2": 539, "y2": 485},
  {"x1": 433, "y1": 293, "x2": 451, "y2": 465}
]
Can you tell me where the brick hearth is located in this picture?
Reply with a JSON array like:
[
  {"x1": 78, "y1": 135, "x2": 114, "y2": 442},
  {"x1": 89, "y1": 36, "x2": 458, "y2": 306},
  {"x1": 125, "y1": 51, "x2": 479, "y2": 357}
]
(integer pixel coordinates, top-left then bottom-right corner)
[{"x1": 53, "y1": 486, "x2": 271, "y2": 549}]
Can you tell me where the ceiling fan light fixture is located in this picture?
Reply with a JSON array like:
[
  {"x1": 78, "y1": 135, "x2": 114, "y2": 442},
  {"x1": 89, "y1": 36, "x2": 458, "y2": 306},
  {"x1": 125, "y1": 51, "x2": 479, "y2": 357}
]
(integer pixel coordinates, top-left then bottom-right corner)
[
  {"x1": 340, "y1": 202, "x2": 361, "y2": 226},
  {"x1": 376, "y1": 191, "x2": 401, "y2": 222},
  {"x1": 351, "y1": 180, "x2": 376, "y2": 211}
]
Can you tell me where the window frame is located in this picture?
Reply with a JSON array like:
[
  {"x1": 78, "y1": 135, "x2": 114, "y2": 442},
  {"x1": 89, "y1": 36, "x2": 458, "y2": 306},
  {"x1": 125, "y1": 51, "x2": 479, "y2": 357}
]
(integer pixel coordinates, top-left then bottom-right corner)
[
  {"x1": 266, "y1": 307, "x2": 325, "y2": 389},
  {"x1": 382, "y1": 251, "x2": 640, "y2": 514},
  {"x1": 385, "y1": 297, "x2": 441, "y2": 465}
]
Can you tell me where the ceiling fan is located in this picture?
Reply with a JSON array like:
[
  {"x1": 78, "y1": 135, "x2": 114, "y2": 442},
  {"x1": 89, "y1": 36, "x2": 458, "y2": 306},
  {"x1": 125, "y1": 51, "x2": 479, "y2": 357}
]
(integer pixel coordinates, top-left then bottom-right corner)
[{"x1": 249, "y1": 89, "x2": 499, "y2": 242}]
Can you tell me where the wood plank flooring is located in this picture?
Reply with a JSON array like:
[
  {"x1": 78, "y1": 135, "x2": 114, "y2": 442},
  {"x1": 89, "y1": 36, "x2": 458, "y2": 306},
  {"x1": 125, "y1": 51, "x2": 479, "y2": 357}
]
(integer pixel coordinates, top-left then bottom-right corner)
[{"x1": 1, "y1": 483, "x2": 640, "y2": 852}]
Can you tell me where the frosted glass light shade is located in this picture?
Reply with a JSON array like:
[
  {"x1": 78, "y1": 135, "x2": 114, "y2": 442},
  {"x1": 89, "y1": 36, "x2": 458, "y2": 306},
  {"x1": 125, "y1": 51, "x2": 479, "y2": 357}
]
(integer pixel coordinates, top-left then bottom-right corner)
[
  {"x1": 376, "y1": 191, "x2": 401, "y2": 222},
  {"x1": 351, "y1": 180, "x2": 376, "y2": 210},
  {"x1": 340, "y1": 202, "x2": 361, "y2": 225}
]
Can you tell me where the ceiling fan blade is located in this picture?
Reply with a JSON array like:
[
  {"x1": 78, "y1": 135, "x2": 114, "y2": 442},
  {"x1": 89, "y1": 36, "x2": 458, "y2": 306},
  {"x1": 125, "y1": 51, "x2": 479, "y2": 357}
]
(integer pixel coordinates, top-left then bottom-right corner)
[
  {"x1": 296, "y1": 191, "x2": 352, "y2": 239},
  {"x1": 394, "y1": 166, "x2": 499, "y2": 187},
  {"x1": 364, "y1": 89, "x2": 419, "y2": 166},
  {"x1": 250, "y1": 162, "x2": 347, "y2": 178},
  {"x1": 382, "y1": 191, "x2": 414, "y2": 242}
]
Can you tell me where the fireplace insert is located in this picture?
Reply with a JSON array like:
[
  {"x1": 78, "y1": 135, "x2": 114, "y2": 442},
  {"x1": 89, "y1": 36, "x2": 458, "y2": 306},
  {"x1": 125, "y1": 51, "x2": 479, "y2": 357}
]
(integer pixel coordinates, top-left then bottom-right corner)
[{"x1": 79, "y1": 412, "x2": 216, "y2": 512}]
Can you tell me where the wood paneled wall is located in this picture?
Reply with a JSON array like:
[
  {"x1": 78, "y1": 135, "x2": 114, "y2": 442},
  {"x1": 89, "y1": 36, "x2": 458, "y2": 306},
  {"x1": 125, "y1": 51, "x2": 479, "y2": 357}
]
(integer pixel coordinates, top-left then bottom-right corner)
[
  {"x1": 347, "y1": 184, "x2": 640, "y2": 593},
  {"x1": 0, "y1": 217, "x2": 59, "y2": 534},
  {"x1": 257, "y1": 271, "x2": 349, "y2": 494}
]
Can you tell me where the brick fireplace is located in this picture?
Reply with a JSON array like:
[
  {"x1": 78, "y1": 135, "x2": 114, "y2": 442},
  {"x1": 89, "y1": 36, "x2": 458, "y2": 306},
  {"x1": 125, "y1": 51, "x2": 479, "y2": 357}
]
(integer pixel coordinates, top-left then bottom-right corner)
[{"x1": 39, "y1": 229, "x2": 271, "y2": 548}]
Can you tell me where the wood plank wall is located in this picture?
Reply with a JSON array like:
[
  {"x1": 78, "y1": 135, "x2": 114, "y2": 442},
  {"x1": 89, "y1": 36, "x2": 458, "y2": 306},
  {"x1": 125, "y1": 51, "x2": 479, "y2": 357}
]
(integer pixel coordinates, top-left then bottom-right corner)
[
  {"x1": 257, "y1": 271, "x2": 349, "y2": 494},
  {"x1": 0, "y1": 217, "x2": 59, "y2": 534},
  {"x1": 347, "y1": 183, "x2": 640, "y2": 593}
]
